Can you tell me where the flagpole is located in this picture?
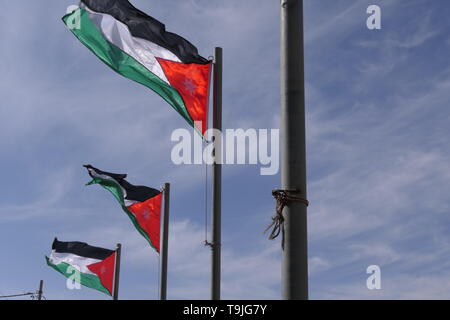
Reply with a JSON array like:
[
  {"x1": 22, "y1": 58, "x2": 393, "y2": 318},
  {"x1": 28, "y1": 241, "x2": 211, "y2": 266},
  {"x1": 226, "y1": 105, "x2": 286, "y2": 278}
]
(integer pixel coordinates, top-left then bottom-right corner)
[
  {"x1": 280, "y1": 0, "x2": 308, "y2": 300},
  {"x1": 113, "y1": 243, "x2": 122, "y2": 300},
  {"x1": 211, "y1": 47, "x2": 223, "y2": 300},
  {"x1": 37, "y1": 280, "x2": 44, "y2": 300},
  {"x1": 160, "y1": 183, "x2": 170, "y2": 300}
]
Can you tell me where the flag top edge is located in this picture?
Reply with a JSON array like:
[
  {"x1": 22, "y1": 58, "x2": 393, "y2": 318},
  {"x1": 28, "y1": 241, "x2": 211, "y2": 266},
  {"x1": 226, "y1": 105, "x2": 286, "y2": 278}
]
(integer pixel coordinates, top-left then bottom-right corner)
[{"x1": 52, "y1": 238, "x2": 115, "y2": 260}]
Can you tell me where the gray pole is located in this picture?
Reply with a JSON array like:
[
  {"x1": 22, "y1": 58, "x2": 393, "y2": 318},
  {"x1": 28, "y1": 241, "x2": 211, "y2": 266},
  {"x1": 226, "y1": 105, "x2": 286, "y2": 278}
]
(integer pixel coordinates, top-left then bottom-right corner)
[
  {"x1": 211, "y1": 47, "x2": 223, "y2": 300},
  {"x1": 113, "y1": 243, "x2": 121, "y2": 300},
  {"x1": 37, "y1": 280, "x2": 44, "y2": 300},
  {"x1": 160, "y1": 183, "x2": 170, "y2": 300},
  {"x1": 280, "y1": 0, "x2": 308, "y2": 300}
]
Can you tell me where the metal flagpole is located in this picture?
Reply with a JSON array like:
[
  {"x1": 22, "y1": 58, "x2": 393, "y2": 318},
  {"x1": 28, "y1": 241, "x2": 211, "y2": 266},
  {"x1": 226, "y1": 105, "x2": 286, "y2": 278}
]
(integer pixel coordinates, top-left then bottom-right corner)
[
  {"x1": 37, "y1": 280, "x2": 44, "y2": 300},
  {"x1": 160, "y1": 183, "x2": 170, "y2": 300},
  {"x1": 211, "y1": 47, "x2": 223, "y2": 300},
  {"x1": 113, "y1": 243, "x2": 122, "y2": 300},
  {"x1": 280, "y1": 0, "x2": 308, "y2": 300}
]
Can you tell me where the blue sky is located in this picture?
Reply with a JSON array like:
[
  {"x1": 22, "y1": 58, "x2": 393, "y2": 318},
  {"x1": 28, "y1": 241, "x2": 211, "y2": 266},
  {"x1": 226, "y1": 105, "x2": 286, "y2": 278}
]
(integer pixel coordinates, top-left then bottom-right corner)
[{"x1": 1, "y1": 0, "x2": 450, "y2": 300}]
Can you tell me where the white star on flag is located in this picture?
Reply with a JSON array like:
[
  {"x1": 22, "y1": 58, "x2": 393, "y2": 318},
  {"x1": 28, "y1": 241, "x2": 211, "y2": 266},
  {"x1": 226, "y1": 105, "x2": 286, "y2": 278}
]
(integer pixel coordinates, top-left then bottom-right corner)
[
  {"x1": 142, "y1": 208, "x2": 150, "y2": 220},
  {"x1": 183, "y1": 78, "x2": 197, "y2": 95}
]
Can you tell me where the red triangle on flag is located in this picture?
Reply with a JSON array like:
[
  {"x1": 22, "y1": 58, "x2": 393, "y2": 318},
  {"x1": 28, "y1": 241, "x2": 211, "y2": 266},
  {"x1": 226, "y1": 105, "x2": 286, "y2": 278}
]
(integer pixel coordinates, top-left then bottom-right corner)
[
  {"x1": 127, "y1": 193, "x2": 163, "y2": 252},
  {"x1": 87, "y1": 252, "x2": 116, "y2": 295},
  {"x1": 157, "y1": 58, "x2": 212, "y2": 135}
]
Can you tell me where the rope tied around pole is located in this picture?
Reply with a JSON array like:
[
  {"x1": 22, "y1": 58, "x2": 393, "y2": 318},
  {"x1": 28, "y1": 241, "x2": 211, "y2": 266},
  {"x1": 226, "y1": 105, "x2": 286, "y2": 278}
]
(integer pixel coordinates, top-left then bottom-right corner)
[{"x1": 266, "y1": 189, "x2": 309, "y2": 249}]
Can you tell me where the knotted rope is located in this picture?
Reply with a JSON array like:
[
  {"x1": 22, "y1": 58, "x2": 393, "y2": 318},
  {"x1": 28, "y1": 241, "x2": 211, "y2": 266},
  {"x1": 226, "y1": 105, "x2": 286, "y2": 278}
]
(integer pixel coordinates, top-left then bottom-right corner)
[{"x1": 266, "y1": 189, "x2": 309, "y2": 249}]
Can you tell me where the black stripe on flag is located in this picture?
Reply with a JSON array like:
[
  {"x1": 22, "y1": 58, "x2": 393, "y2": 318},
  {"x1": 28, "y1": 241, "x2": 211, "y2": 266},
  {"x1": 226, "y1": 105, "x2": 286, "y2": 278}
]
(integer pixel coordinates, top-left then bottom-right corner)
[
  {"x1": 81, "y1": 0, "x2": 209, "y2": 65},
  {"x1": 84, "y1": 164, "x2": 127, "y2": 181},
  {"x1": 119, "y1": 179, "x2": 161, "y2": 203},
  {"x1": 52, "y1": 238, "x2": 114, "y2": 260},
  {"x1": 85, "y1": 165, "x2": 161, "y2": 203}
]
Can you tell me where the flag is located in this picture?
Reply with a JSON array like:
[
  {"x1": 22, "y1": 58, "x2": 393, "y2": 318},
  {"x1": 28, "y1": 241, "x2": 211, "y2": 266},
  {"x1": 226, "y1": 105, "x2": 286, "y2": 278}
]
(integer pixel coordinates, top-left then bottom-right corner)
[
  {"x1": 46, "y1": 238, "x2": 116, "y2": 296},
  {"x1": 84, "y1": 165, "x2": 162, "y2": 252},
  {"x1": 63, "y1": 1, "x2": 212, "y2": 135}
]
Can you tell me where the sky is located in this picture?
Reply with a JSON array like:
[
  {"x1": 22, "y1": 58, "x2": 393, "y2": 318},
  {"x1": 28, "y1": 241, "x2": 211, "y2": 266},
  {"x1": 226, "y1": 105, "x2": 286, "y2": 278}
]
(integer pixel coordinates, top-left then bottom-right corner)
[{"x1": 1, "y1": 0, "x2": 450, "y2": 300}]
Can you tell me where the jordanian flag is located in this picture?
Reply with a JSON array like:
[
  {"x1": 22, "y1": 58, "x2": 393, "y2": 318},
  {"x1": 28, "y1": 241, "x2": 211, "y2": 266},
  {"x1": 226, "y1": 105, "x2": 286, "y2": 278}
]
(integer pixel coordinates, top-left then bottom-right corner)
[
  {"x1": 63, "y1": 0, "x2": 212, "y2": 134},
  {"x1": 84, "y1": 165, "x2": 162, "y2": 252},
  {"x1": 46, "y1": 238, "x2": 116, "y2": 296}
]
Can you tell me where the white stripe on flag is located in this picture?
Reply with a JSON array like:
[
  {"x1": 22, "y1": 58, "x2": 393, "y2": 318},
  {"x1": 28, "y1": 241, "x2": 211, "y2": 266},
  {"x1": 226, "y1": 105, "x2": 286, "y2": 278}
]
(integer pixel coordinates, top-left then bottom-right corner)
[
  {"x1": 87, "y1": 168, "x2": 138, "y2": 206},
  {"x1": 83, "y1": 6, "x2": 182, "y2": 84},
  {"x1": 48, "y1": 250, "x2": 100, "y2": 275}
]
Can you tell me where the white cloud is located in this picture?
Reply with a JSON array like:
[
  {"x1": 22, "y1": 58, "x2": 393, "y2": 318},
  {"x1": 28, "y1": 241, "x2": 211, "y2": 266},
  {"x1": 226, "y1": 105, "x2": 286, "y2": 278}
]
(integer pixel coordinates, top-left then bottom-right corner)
[
  {"x1": 2, "y1": 0, "x2": 450, "y2": 300},
  {"x1": 59, "y1": 218, "x2": 281, "y2": 299}
]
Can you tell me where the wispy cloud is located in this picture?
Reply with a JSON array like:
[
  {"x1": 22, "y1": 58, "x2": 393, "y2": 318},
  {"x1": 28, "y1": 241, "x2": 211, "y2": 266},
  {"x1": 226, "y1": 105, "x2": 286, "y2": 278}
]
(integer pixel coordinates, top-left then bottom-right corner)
[{"x1": 2, "y1": 0, "x2": 450, "y2": 300}]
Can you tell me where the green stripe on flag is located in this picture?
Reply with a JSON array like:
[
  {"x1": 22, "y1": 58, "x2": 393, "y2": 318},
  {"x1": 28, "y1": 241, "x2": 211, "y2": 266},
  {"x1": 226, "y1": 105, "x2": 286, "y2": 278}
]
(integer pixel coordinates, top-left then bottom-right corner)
[
  {"x1": 87, "y1": 177, "x2": 125, "y2": 206},
  {"x1": 86, "y1": 177, "x2": 158, "y2": 252},
  {"x1": 45, "y1": 256, "x2": 111, "y2": 296}
]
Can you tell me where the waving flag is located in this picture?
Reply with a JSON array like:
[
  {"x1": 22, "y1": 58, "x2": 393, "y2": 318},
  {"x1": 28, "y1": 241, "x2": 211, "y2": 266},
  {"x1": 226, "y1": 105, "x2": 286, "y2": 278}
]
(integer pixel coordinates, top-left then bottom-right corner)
[
  {"x1": 84, "y1": 165, "x2": 162, "y2": 252},
  {"x1": 63, "y1": 1, "x2": 212, "y2": 134},
  {"x1": 46, "y1": 238, "x2": 116, "y2": 296}
]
